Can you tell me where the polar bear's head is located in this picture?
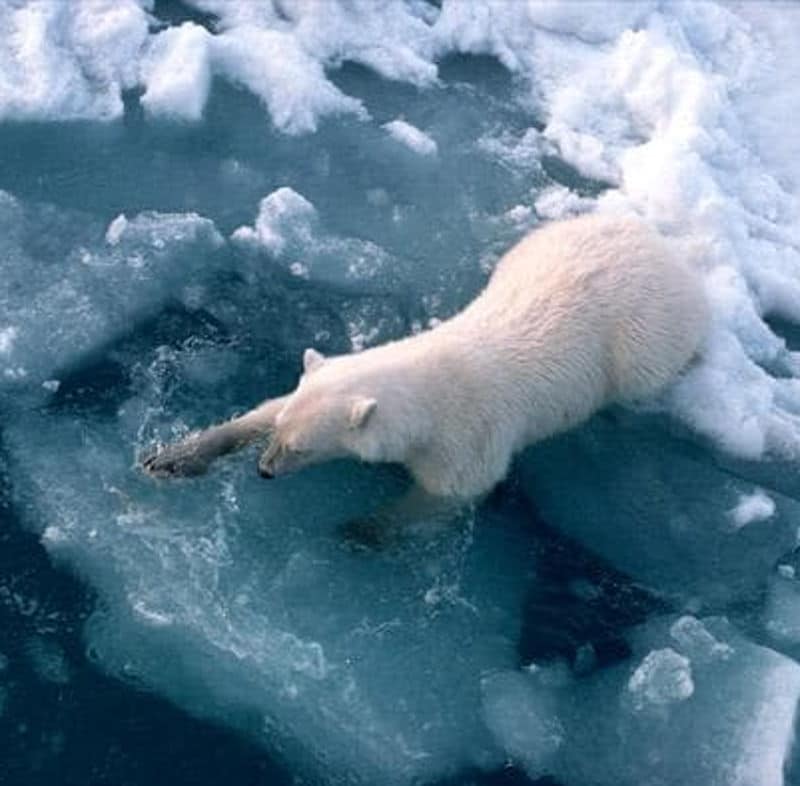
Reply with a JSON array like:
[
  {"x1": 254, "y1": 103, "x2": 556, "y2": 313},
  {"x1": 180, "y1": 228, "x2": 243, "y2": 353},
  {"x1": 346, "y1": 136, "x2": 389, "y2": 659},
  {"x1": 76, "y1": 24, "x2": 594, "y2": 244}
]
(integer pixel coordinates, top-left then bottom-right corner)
[{"x1": 258, "y1": 348, "x2": 379, "y2": 479}]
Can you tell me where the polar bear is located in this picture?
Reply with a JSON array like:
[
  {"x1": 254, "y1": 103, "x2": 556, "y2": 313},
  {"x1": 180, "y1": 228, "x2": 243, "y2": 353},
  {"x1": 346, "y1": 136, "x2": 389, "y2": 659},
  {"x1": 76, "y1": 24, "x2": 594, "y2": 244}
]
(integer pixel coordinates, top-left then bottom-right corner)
[{"x1": 143, "y1": 214, "x2": 708, "y2": 529}]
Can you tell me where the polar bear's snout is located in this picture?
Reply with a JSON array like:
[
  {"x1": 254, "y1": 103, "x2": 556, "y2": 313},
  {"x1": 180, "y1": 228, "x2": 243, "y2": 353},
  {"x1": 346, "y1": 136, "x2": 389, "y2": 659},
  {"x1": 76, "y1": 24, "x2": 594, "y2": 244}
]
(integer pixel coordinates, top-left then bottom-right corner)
[{"x1": 258, "y1": 437, "x2": 313, "y2": 479}]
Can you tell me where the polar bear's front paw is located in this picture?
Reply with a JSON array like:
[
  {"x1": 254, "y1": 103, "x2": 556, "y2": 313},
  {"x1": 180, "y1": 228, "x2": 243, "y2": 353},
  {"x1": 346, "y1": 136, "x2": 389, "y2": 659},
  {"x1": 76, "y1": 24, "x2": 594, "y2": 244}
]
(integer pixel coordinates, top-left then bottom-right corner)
[{"x1": 141, "y1": 439, "x2": 211, "y2": 478}]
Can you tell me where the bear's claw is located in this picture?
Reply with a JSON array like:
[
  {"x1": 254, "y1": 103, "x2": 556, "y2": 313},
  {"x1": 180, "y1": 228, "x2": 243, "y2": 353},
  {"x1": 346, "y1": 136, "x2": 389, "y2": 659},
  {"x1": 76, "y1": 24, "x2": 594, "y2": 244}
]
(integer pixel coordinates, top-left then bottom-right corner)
[{"x1": 140, "y1": 442, "x2": 210, "y2": 478}]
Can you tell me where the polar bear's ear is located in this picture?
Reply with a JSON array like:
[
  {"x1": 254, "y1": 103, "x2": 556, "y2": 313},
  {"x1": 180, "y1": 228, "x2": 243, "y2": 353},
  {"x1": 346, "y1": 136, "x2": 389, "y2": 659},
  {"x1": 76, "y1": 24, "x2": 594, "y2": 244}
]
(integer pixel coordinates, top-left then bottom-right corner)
[
  {"x1": 349, "y1": 397, "x2": 377, "y2": 429},
  {"x1": 303, "y1": 347, "x2": 325, "y2": 374}
]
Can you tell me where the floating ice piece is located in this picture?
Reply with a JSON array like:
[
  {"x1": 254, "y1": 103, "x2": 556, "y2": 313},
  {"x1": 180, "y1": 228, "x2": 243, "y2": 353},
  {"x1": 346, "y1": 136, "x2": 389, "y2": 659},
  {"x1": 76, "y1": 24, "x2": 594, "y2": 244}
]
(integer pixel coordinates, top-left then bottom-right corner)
[
  {"x1": 626, "y1": 648, "x2": 693, "y2": 709},
  {"x1": 484, "y1": 616, "x2": 800, "y2": 786},
  {"x1": 518, "y1": 411, "x2": 799, "y2": 606},
  {"x1": 105, "y1": 214, "x2": 129, "y2": 246},
  {"x1": 231, "y1": 187, "x2": 316, "y2": 256},
  {"x1": 232, "y1": 188, "x2": 405, "y2": 295},
  {"x1": 141, "y1": 22, "x2": 213, "y2": 122},
  {"x1": 669, "y1": 615, "x2": 733, "y2": 664},
  {"x1": 383, "y1": 120, "x2": 438, "y2": 156},
  {"x1": 0, "y1": 326, "x2": 18, "y2": 356},
  {"x1": 0, "y1": 197, "x2": 225, "y2": 397},
  {"x1": 5, "y1": 378, "x2": 540, "y2": 784},
  {"x1": 729, "y1": 490, "x2": 775, "y2": 530}
]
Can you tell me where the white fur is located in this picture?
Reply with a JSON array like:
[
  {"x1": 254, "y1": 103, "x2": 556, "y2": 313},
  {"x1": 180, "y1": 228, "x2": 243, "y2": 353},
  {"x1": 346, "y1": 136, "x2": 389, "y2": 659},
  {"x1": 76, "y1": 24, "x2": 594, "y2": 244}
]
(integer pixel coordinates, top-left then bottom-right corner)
[{"x1": 261, "y1": 214, "x2": 709, "y2": 498}]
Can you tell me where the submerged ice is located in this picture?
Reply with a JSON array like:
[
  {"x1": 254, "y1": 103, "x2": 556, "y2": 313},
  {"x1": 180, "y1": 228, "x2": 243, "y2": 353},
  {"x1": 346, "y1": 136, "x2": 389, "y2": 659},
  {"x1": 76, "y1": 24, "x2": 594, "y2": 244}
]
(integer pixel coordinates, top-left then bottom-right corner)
[
  {"x1": 484, "y1": 616, "x2": 800, "y2": 786},
  {"x1": 3, "y1": 1, "x2": 800, "y2": 784}
]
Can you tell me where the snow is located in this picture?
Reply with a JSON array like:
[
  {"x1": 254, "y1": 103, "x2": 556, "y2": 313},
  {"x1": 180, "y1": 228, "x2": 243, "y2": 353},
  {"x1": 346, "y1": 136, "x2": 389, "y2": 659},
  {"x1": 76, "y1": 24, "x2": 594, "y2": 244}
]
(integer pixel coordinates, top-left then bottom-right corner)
[
  {"x1": 730, "y1": 490, "x2": 776, "y2": 529},
  {"x1": 231, "y1": 187, "x2": 316, "y2": 256},
  {"x1": 0, "y1": 0, "x2": 150, "y2": 121},
  {"x1": 534, "y1": 185, "x2": 593, "y2": 220},
  {"x1": 0, "y1": 327, "x2": 18, "y2": 356},
  {"x1": 383, "y1": 120, "x2": 438, "y2": 156},
  {"x1": 141, "y1": 22, "x2": 212, "y2": 122}
]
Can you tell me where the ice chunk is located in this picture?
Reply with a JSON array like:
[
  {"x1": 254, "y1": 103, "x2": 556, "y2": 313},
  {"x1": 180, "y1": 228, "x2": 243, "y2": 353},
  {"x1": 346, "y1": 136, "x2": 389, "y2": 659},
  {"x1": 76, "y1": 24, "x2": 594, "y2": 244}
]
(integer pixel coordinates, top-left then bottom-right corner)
[
  {"x1": 519, "y1": 411, "x2": 800, "y2": 607},
  {"x1": 105, "y1": 214, "x2": 129, "y2": 246},
  {"x1": 626, "y1": 648, "x2": 693, "y2": 709},
  {"x1": 383, "y1": 120, "x2": 438, "y2": 157},
  {"x1": 0, "y1": 327, "x2": 18, "y2": 356},
  {"x1": 669, "y1": 615, "x2": 733, "y2": 664},
  {"x1": 232, "y1": 188, "x2": 409, "y2": 301},
  {"x1": 521, "y1": 1, "x2": 657, "y2": 44},
  {"x1": 141, "y1": 22, "x2": 213, "y2": 121},
  {"x1": 0, "y1": 198, "x2": 225, "y2": 397},
  {"x1": 484, "y1": 616, "x2": 800, "y2": 786},
  {"x1": 5, "y1": 362, "x2": 540, "y2": 784},
  {"x1": 231, "y1": 187, "x2": 316, "y2": 256},
  {"x1": 729, "y1": 490, "x2": 775, "y2": 530}
]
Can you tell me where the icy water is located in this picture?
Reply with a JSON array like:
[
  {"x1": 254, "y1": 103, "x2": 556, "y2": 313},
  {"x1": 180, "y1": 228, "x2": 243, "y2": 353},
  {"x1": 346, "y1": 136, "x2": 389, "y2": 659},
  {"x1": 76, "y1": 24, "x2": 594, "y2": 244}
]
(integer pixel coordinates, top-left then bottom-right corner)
[{"x1": 3, "y1": 1, "x2": 800, "y2": 785}]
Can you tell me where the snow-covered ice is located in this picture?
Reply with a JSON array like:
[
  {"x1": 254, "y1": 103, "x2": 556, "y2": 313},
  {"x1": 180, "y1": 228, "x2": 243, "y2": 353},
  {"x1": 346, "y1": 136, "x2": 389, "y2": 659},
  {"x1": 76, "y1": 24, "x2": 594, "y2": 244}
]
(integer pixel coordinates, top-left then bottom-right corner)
[{"x1": 383, "y1": 119, "x2": 438, "y2": 157}]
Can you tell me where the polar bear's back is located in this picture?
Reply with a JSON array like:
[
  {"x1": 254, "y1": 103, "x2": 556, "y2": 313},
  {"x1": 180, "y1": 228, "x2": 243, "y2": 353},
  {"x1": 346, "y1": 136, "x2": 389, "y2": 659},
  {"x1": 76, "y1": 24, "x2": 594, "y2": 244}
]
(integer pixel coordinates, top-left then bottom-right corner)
[{"x1": 481, "y1": 213, "x2": 708, "y2": 401}]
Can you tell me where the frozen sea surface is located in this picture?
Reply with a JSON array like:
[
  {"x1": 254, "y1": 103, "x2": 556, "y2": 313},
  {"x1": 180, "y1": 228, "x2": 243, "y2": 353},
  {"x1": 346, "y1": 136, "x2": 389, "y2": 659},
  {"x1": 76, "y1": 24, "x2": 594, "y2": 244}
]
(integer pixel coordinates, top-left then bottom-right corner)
[{"x1": 3, "y1": 1, "x2": 800, "y2": 784}]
